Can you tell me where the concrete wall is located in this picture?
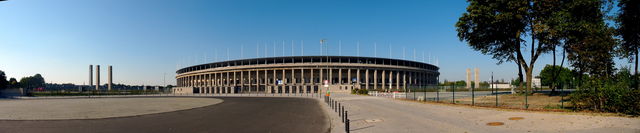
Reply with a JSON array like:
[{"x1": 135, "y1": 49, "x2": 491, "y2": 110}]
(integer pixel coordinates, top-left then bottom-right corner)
[
  {"x1": 0, "y1": 88, "x2": 24, "y2": 98},
  {"x1": 172, "y1": 87, "x2": 194, "y2": 94}
]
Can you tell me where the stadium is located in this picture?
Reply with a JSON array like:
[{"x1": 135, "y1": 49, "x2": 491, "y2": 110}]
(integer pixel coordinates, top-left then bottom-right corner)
[{"x1": 174, "y1": 56, "x2": 439, "y2": 94}]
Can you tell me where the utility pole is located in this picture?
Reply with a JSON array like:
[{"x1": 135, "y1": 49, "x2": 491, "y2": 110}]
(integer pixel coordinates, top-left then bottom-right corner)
[
  {"x1": 291, "y1": 40, "x2": 294, "y2": 56},
  {"x1": 374, "y1": 42, "x2": 377, "y2": 57},
  {"x1": 357, "y1": 41, "x2": 360, "y2": 56},
  {"x1": 389, "y1": 44, "x2": 392, "y2": 58},
  {"x1": 339, "y1": 40, "x2": 342, "y2": 56},
  {"x1": 403, "y1": 47, "x2": 406, "y2": 60}
]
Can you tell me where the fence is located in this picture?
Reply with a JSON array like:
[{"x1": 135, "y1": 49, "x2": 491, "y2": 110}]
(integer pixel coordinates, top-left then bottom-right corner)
[{"x1": 369, "y1": 85, "x2": 572, "y2": 110}]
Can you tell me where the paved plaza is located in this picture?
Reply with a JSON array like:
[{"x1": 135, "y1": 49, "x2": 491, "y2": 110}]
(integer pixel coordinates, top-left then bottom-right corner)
[
  {"x1": 0, "y1": 97, "x2": 329, "y2": 133},
  {"x1": 0, "y1": 97, "x2": 222, "y2": 120},
  {"x1": 1, "y1": 94, "x2": 638, "y2": 133},
  {"x1": 328, "y1": 93, "x2": 640, "y2": 133}
]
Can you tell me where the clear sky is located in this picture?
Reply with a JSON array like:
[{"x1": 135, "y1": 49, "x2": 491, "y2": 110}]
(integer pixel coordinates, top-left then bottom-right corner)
[{"x1": 0, "y1": 0, "x2": 630, "y2": 86}]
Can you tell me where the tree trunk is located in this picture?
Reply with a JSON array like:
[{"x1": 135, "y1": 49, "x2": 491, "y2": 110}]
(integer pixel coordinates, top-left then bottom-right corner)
[
  {"x1": 517, "y1": 59, "x2": 524, "y2": 93},
  {"x1": 526, "y1": 68, "x2": 533, "y2": 95},
  {"x1": 559, "y1": 49, "x2": 566, "y2": 88},
  {"x1": 635, "y1": 49, "x2": 638, "y2": 90},
  {"x1": 551, "y1": 47, "x2": 557, "y2": 93}
]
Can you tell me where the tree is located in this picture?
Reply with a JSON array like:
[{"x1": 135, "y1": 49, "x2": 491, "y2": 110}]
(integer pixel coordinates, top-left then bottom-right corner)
[
  {"x1": 19, "y1": 74, "x2": 45, "y2": 89},
  {"x1": 616, "y1": 0, "x2": 640, "y2": 89},
  {"x1": 456, "y1": 0, "x2": 559, "y2": 93},
  {"x1": 562, "y1": 0, "x2": 617, "y2": 79},
  {"x1": 8, "y1": 78, "x2": 18, "y2": 88},
  {"x1": 0, "y1": 70, "x2": 7, "y2": 90},
  {"x1": 539, "y1": 65, "x2": 573, "y2": 91}
]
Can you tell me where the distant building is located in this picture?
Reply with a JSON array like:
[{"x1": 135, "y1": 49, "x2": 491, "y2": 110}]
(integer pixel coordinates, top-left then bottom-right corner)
[
  {"x1": 532, "y1": 78, "x2": 541, "y2": 88},
  {"x1": 490, "y1": 83, "x2": 511, "y2": 89}
]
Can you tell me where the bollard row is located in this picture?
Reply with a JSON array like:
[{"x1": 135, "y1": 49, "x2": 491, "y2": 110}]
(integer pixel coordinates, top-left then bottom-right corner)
[{"x1": 324, "y1": 96, "x2": 350, "y2": 133}]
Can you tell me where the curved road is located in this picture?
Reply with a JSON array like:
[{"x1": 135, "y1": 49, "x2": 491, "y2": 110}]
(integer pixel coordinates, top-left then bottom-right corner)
[{"x1": 0, "y1": 97, "x2": 329, "y2": 133}]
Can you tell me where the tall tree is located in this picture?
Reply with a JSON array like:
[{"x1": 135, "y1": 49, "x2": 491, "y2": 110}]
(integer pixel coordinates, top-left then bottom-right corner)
[
  {"x1": 456, "y1": 0, "x2": 557, "y2": 92},
  {"x1": 563, "y1": 0, "x2": 617, "y2": 79},
  {"x1": 616, "y1": 0, "x2": 640, "y2": 89},
  {"x1": 0, "y1": 70, "x2": 7, "y2": 90}
]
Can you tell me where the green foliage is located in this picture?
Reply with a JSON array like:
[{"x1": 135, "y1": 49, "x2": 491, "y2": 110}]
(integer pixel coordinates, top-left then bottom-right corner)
[
  {"x1": 456, "y1": 0, "x2": 567, "y2": 91},
  {"x1": 351, "y1": 89, "x2": 369, "y2": 95},
  {"x1": 562, "y1": 0, "x2": 617, "y2": 78},
  {"x1": 615, "y1": 0, "x2": 640, "y2": 69},
  {"x1": 31, "y1": 90, "x2": 161, "y2": 96},
  {"x1": 19, "y1": 74, "x2": 45, "y2": 89},
  {"x1": 0, "y1": 70, "x2": 7, "y2": 90},
  {"x1": 8, "y1": 78, "x2": 18, "y2": 88},
  {"x1": 569, "y1": 69, "x2": 640, "y2": 115},
  {"x1": 616, "y1": 0, "x2": 640, "y2": 89},
  {"x1": 440, "y1": 80, "x2": 466, "y2": 87},
  {"x1": 539, "y1": 65, "x2": 574, "y2": 88}
]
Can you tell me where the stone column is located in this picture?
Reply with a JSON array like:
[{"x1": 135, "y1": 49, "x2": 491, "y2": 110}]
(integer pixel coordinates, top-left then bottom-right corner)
[
  {"x1": 95, "y1": 65, "x2": 100, "y2": 90},
  {"x1": 329, "y1": 68, "x2": 333, "y2": 85},
  {"x1": 107, "y1": 66, "x2": 113, "y2": 90},
  {"x1": 264, "y1": 69, "x2": 269, "y2": 93},
  {"x1": 320, "y1": 69, "x2": 323, "y2": 85},
  {"x1": 291, "y1": 69, "x2": 296, "y2": 93},
  {"x1": 338, "y1": 69, "x2": 342, "y2": 89},
  {"x1": 474, "y1": 68, "x2": 480, "y2": 89},
  {"x1": 198, "y1": 75, "x2": 202, "y2": 93},
  {"x1": 403, "y1": 71, "x2": 407, "y2": 91},
  {"x1": 365, "y1": 69, "x2": 369, "y2": 90},
  {"x1": 466, "y1": 68, "x2": 471, "y2": 89},
  {"x1": 301, "y1": 68, "x2": 306, "y2": 93},
  {"x1": 357, "y1": 69, "x2": 361, "y2": 89},
  {"x1": 396, "y1": 71, "x2": 400, "y2": 90},
  {"x1": 310, "y1": 68, "x2": 314, "y2": 93},
  {"x1": 213, "y1": 73, "x2": 217, "y2": 94},
  {"x1": 273, "y1": 69, "x2": 277, "y2": 93},
  {"x1": 89, "y1": 65, "x2": 93, "y2": 89},
  {"x1": 233, "y1": 71, "x2": 237, "y2": 94},
  {"x1": 282, "y1": 69, "x2": 291, "y2": 93},
  {"x1": 382, "y1": 70, "x2": 386, "y2": 91},
  {"x1": 347, "y1": 69, "x2": 352, "y2": 90},
  {"x1": 373, "y1": 69, "x2": 378, "y2": 90}
]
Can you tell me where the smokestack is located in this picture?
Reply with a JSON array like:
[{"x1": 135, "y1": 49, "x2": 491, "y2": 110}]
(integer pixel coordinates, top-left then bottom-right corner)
[
  {"x1": 108, "y1": 65, "x2": 112, "y2": 91},
  {"x1": 89, "y1": 65, "x2": 93, "y2": 88},
  {"x1": 96, "y1": 65, "x2": 100, "y2": 90},
  {"x1": 466, "y1": 68, "x2": 471, "y2": 89},
  {"x1": 475, "y1": 68, "x2": 480, "y2": 89}
]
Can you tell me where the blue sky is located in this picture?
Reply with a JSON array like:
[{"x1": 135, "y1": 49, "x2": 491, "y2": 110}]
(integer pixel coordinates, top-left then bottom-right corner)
[{"x1": 0, "y1": 0, "x2": 630, "y2": 85}]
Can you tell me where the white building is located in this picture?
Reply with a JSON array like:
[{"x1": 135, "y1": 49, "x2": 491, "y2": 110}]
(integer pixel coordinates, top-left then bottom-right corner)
[
  {"x1": 490, "y1": 83, "x2": 511, "y2": 89},
  {"x1": 532, "y1": 78, "x2": 541, "y2": 88}
]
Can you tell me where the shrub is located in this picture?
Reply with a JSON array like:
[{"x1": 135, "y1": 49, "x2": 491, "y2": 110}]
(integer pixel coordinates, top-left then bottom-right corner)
[
  {"x1": 569, "y1": 71, "x2": 640, "y2": 116},
  {"x1": 351, "y1": 89, "x2": 369, "y2": 95}
]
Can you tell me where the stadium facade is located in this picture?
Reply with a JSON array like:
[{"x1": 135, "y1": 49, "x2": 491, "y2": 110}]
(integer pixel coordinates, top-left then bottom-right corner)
[{"x1": 174, "y1": 56, "x2": 439, "y2": 94}]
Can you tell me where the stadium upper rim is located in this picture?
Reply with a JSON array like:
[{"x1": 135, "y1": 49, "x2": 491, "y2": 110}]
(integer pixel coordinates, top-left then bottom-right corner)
[{"x1": 176, "y1": 56, "x2": 439, "y2": 74}]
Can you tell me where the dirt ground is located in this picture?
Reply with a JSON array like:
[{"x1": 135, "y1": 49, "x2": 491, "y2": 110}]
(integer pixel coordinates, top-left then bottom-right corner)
[{"x1": 454, "y1": 93, "x2": 570, "y2": 110}]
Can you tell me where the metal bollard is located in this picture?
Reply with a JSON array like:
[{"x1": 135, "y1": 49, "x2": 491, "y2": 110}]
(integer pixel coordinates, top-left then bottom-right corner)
[
  {"x1": 338, "y1": 103, "x2": 342, "y2": 116},
  {"x1": 341, "y1": 106, "x2": 345, "y2": 123},
  {"x1": 345, "y1": 113, "x2": 350, "y2": 133}
]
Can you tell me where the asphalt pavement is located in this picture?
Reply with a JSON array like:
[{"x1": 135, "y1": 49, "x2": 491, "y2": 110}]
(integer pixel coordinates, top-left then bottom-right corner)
[{"x1": 0, "y1": 97, "x2": 329, "y2": 133}]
